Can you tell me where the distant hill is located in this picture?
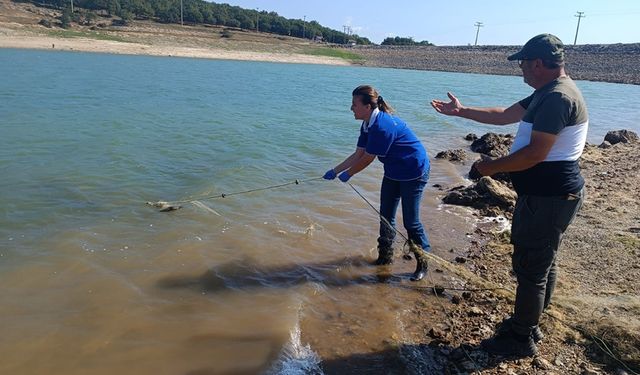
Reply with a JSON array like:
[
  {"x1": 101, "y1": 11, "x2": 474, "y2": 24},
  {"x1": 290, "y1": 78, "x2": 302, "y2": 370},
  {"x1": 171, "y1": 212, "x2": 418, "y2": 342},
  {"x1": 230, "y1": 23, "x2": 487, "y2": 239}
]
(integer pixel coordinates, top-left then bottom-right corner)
[
  {"x1": 19, "y1": 0, "x2": 372, "y2": 45},
  {"x1": 353, "y1": 44, "x2": 640, "y2": 85}
]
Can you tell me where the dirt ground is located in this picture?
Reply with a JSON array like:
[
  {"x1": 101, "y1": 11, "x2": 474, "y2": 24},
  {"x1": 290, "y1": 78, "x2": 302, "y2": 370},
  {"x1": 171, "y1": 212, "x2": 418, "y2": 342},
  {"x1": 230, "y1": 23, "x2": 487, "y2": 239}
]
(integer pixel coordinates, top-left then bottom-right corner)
[
  {"x1": 0, "y1": 0, "x2": 351, "y2": 65},
  {"x1": 407, "y1": 138, "x2": 640, "y2": 374}
]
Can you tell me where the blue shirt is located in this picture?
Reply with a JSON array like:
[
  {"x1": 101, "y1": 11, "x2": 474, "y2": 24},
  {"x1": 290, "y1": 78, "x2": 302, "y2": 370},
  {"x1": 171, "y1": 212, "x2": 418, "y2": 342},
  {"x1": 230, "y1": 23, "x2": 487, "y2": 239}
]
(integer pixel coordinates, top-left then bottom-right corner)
[{"x1": 357, "y1": 111, "x2": 428, "y2": 181}]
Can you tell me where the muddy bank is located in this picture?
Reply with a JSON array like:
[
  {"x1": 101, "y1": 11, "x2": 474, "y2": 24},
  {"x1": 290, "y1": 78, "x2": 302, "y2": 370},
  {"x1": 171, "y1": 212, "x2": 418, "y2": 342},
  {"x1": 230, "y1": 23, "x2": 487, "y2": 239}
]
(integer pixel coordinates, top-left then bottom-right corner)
[{"x1": 351, "y1": 44, "x2": 640, "y2": 85}]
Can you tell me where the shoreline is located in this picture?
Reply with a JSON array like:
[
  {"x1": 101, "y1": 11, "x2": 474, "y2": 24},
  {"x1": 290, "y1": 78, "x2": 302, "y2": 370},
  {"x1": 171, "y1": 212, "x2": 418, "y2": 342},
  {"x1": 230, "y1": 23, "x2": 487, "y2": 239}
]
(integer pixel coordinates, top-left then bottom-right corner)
[
  {"x1": 0, "y1": 34, "x2": 352, "y2": 66},
  {"x1": 4, "y1": 33, "x2": 638, "y2": 85}
]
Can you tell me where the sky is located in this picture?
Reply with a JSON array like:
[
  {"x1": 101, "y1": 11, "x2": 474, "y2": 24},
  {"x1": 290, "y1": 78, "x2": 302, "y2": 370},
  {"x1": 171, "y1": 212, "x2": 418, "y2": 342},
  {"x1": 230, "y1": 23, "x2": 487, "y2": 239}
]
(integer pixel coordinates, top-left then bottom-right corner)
[{"x1": 212, "y1": 0, "x2": 640, "y2": 46}]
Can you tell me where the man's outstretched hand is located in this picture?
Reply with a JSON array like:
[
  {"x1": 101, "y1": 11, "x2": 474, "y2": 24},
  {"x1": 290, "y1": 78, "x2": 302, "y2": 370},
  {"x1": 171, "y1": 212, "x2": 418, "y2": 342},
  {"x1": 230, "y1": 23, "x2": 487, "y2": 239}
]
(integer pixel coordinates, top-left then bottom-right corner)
[{"x1": 431, "y1": 92, "x2": 463, "y2": 116}]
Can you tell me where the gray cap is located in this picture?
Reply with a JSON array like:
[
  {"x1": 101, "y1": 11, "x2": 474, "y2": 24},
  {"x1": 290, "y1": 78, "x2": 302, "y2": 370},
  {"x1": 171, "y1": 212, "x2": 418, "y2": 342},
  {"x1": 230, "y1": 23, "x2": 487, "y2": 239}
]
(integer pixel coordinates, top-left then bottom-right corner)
[{"x1": 507, "y1": 33, "x2": 565, "y2": 62}]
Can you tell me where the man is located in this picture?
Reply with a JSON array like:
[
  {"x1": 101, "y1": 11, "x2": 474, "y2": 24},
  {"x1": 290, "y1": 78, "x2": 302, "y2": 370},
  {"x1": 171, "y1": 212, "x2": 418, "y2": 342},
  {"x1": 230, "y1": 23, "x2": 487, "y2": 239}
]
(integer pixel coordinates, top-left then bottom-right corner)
[{"x1": 431, "y1": 34, "x2": 588, "y2": 357}]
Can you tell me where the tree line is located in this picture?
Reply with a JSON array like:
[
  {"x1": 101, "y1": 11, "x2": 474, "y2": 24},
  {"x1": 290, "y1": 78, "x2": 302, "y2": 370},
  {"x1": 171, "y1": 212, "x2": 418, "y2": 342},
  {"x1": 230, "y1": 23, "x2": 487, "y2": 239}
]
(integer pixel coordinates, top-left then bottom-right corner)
[
  {"x1": 381, "y1": 36, "x2": 433, "y2": 46},
  {"x1": 20, "y1": 0, "x2": 373, "y2": 45}
]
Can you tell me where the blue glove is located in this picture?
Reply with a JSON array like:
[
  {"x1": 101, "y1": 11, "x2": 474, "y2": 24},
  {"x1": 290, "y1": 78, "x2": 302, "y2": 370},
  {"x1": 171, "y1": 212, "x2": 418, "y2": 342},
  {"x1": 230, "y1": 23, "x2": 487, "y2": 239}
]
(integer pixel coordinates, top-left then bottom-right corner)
[
  {"x1": 338, "y1": 171, "x2": 351, "y2": 182},
  {"x1": 323, "y1": 169, "x2": 337, "y2": 180}
]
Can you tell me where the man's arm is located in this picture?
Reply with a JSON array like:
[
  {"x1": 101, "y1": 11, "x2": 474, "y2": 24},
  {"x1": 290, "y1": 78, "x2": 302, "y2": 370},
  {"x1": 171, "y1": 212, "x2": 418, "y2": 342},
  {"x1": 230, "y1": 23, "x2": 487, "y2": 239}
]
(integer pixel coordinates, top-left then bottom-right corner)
[
  {"x1": 431, "y1": 92, "x2": 525, "y2": 125},
  {"x1": 474, "y1": 130, "x2": 557, "y2": 176}
]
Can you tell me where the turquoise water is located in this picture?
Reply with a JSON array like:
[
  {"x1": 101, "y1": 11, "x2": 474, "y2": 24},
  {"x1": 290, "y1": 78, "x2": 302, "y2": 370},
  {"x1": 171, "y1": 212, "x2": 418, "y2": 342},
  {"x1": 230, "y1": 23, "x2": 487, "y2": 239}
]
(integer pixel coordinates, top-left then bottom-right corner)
[{"x1": 1, "y1": 48, "x2": 639, "y2": 374}]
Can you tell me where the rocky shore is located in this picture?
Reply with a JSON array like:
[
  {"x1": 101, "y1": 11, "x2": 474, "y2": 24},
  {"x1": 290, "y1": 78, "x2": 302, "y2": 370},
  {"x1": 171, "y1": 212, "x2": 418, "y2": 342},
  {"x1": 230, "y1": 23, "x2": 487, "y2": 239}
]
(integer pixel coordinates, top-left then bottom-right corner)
[
  {"x1": 412, "y1": 130, "x2": 640, "y2": 374},
  {"x1": 351, "y1": 44, "x2": 640, "y2": 85}
]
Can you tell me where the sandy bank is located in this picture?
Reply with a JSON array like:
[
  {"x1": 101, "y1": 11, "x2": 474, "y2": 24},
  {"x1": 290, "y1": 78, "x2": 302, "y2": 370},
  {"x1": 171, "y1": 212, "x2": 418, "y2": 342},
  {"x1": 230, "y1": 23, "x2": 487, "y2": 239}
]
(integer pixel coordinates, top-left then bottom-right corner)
[{"x1": 0, "y1": 34, "x2": 351, "y2": 66}]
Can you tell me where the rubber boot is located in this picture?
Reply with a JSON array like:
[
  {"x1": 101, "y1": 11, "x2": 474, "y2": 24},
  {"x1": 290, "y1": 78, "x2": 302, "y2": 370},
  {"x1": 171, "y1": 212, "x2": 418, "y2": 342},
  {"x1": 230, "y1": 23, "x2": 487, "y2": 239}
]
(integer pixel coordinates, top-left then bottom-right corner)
[
  {"x1": 373, "y1": 246, "x2": 394, "y2": 265},
  {"x1": 410, "y1": 253, "x2": 428, "y2": 281}
]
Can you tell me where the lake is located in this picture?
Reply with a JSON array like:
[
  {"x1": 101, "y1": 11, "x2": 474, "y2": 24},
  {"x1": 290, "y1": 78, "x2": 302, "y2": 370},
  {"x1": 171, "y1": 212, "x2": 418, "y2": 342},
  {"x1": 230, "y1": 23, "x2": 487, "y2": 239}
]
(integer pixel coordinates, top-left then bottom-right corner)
[{"x1": 1, "y1": 48, "x2": 639, "y2": 374}]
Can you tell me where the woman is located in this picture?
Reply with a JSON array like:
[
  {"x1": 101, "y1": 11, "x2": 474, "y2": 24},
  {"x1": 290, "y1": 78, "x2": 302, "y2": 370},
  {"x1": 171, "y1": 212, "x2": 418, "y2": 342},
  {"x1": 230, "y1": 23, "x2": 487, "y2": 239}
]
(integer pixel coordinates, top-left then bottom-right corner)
[{"x1": 323, "y1": 85, "x2": 431, "y2": 281}]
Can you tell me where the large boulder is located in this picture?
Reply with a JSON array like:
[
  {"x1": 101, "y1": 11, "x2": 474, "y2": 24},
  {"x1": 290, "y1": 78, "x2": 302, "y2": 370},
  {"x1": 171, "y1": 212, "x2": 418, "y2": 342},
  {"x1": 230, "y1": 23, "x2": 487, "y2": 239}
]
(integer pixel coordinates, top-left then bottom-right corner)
[
  {"x1": 470, "y1": 133, "x2": 514, "y2": 157},
  {"x1": 442, "y1": 176, "x2": 516, "y2": 217},
  {"x1": 604, "y1": 130, "x2": 639, "y2": 145},
  {"x1": 477, "y1": 177, "x2": 517, "y2": 208}
]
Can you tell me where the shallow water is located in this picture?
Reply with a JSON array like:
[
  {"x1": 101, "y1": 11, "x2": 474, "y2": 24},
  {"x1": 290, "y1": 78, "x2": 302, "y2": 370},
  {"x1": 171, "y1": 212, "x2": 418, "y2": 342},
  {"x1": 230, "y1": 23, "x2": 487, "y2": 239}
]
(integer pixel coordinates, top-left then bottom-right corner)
[{"x1": 1, "y1": 48, "x2": 639, "y2": 374}]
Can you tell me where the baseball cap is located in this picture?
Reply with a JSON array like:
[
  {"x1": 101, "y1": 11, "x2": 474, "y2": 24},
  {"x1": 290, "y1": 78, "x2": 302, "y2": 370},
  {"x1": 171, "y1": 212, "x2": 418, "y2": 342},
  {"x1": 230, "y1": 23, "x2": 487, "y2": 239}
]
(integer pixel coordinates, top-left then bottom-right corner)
[{"x1": 507, "y1": 34, "x2": 565, "y2": 62}]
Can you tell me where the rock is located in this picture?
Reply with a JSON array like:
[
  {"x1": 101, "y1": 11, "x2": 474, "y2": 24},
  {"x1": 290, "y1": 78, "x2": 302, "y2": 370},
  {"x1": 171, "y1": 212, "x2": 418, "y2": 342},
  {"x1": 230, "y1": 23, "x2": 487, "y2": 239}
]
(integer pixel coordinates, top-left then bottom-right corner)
[
  {"x1": 477, "y1": 176, "x2": 517, "y2": 208},
  {"x1": 435, "y1": 148, "x2": 467, "y2": 162},
  {"x1": 604, "y1": 129, "x2": 639, "y2": 144},
  {"x1": 533, "y1": 357, "x2": 553, "y2": 370},
  {"x1": 465, "y1": 133, "x2": 478, "y2": 141},
  {"x1": 470, "y1": 132, "x2": 513, "y2": 157},
  {"x1": 468, "y1": 306, "x2": 484, "y2": 316},
  {"x1": 443, "y1": 186, "x2": 481, "y2": 206},
  {"x1": 469, "y1": 160, "x2": 512, "y2": 183},
  {"x1": 455, "y1": 256, "x2": 467, "y2": 263},
  {"x1": 38, "y1": 18, "x2": 52, "y2": 28},
  {"x1": 462, "y1": 291, "x2": 472, "y2": 300},
  {"x1": 428, "y1": 327, "x2": 446, "y2": 339},
  {"x1": 451, "y1": 295, "x2": 462, "y2": 304},
  {"x1": 598, "y1": 140, "x2": 612, "y2": 149}
]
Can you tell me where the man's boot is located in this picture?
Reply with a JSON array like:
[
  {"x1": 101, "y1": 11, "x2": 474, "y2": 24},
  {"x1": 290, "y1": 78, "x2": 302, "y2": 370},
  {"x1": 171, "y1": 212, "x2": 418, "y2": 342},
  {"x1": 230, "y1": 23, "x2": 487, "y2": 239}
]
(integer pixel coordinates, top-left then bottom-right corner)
[
  {"x1": 410, "y1": 247, "x2": 428, "y2": 281},
  {"x1": 480, "y1": 326, "x2": 537, "y2": 357},
  {"x1": 373, "y1": 246, "x2": 394, "y2": 265},
  {"x1": 497, "y1": 317, "x2": 544, "y2": 343}
]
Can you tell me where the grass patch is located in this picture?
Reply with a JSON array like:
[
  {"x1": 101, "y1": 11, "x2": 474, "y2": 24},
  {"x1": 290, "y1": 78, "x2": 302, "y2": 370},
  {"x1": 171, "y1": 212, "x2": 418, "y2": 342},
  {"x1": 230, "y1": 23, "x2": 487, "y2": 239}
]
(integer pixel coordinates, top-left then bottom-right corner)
[
  {"x1": 44, "y1": 29, "x2": 130, "y2": 43},
  {"x1": 580, "y1": 318, "x2": 640, "y2": 372},
  {"x1": 303, "y1": 47, "x2": 364, "y2": 62},
  {"x1": 614, "y1": 233, "x2": 640, "y2": 251}
]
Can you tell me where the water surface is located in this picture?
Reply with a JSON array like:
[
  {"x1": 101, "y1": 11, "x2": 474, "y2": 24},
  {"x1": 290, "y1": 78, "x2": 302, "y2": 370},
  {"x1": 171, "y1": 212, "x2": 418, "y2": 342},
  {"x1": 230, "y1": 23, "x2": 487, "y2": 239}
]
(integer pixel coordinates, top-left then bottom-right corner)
[{"x1": 1, "y1": 48, "x2": 639, "y2": 374}]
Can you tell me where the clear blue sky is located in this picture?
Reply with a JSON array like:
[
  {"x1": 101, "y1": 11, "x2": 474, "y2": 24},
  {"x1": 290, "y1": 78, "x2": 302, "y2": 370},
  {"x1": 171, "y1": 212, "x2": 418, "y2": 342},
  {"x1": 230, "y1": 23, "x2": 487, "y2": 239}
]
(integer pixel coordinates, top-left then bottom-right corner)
[{"x1": 213, "y1": 0, "x2": 640, "y2": 45}]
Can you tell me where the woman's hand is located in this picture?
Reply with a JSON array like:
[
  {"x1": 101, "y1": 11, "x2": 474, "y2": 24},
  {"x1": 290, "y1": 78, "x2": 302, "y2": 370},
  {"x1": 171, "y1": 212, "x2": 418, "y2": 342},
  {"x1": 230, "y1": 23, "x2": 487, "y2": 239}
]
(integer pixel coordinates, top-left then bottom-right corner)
[
  {"x1": 338, "y1": 171, "x2": 351, "y2": 182},
  {"x1": 323, "y1": 169, "x2": 337, "y2": 180}
]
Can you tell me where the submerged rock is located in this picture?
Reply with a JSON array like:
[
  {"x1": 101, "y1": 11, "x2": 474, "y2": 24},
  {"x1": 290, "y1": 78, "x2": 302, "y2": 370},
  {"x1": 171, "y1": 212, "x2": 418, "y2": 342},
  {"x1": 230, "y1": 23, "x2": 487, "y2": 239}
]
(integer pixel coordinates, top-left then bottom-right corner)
[{"x1": 435, "y1": 148, "x2": 467, "y2": 162}]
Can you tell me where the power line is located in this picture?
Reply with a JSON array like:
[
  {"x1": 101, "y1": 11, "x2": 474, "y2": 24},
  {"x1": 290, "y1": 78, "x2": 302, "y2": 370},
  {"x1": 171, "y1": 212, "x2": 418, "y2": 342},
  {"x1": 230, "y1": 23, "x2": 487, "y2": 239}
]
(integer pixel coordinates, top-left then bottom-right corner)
[
  {"x1": 574, "y1": 11, "x2": 585, "y2": 45},
  {"x1": 473, "y1": 22, "x2": 483, "y2": 46}
]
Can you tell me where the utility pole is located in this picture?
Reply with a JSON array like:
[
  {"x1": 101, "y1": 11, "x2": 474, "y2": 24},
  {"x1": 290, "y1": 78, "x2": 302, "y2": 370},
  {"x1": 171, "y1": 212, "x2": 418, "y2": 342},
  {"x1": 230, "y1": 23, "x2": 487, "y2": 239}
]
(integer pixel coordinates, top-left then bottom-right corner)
[
  {"x1": 574, "y1": 11, "x2": 585, "y2": 45},
  {"x1": 70, "y1": 0, "x2": 73, "y2": 13},
  {"x1": 342, "y1": 25, "x2": 352, "y2": 44},
  {"x1": 474, "y1": 22, "x2": 483, "y2": 46},
  {"x1": 302, "y1": 15, "x2": 306, "y2": 39},
  {"x1": 180, "y1": 0, "x2": 183, "y2": 26}
]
